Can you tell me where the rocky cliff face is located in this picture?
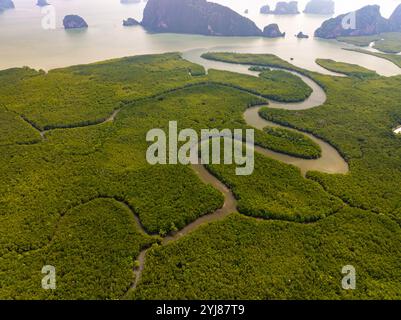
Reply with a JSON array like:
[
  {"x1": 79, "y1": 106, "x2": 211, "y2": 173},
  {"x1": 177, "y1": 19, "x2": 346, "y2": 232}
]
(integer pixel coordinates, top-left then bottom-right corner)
[
  {"x1": 315, "y1": 5, "x2": 389, "y2": 39},
  {"x1": 389, "y1": 4, "x2": 401, "y2": 31},
  {"x1": 141, "y1": 0, "x2": 263, "y2": 36},
  {"x1": 271, "y1": 1, "x2": 299, "y2": 15},
  {"x1": 63, "y1": 15, "x2": 88, "y2": 29},
  {"x1": 0, "y1": 0, "x2": 14, "y2": 12},
  {"x1": 304, "y1": 0, "x2": 334, "y2": 15},
  {"x1": 263, "y1": 24, "x2": 285, "y2": 38}
]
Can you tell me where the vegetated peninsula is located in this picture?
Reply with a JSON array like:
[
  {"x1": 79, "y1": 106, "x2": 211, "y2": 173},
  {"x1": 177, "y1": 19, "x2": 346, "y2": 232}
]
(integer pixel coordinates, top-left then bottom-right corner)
[
  {"x1": 304, "y1": 0, "x2": 334, "y2": 15},
  {"x1": 338, "y1": 32, "x2": 401, "y2": 54},
  {"x1": 315, "y1": 4, "x2": 401, "y2": 39},
  {"x1": 141, "y1": 0, "x2": 263, "y2": 36},
  {"x1": 0, "y1": 0, "x2": 14, "y2": 12}
]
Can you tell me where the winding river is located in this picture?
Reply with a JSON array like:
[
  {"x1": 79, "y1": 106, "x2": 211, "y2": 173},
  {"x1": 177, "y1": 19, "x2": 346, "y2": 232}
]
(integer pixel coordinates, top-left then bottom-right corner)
[
  {"x1": 183, "y1": 50, "x2": 349, "y2": 176},
  {"x1": 128, "y1": 50, "x2": 351, "y2": 293},
  {"x1": 21, "y1": 49, "x2": 351, "y2": 293}
]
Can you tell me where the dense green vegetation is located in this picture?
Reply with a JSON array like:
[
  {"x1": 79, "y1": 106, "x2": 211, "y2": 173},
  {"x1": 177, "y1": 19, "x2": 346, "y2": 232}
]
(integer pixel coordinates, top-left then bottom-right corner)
[
  {"x1": 201, "y1": 52, "x2": 299, "y2": 71},
  {"x1": 0, "y1": 53, "x2": 205, "y2": 130},
  {"x1": 1, "y1": 51, "x2": 401, "y2": 300},
  {"x1": 130, "y1": 52, "x2": 401, "y2": 300},
  {"x1": 259, "y1": 126, "x2": 321, "y2": 159},
  {"x1": 208, "y1": 69, "x2": 312, "y2": 102},
  {"x1": 0, "y1": 108, "x2": 41, "y2": 145},
  {"x1": 206, "y1": 152, "x2": 343, "y2": 222},
  {"x1": 0, "y1": 52, "x2": 324, "y2": 299},
  {"x1": 132, "y1": 209, "x2": 401, "y2": 299},
  {"x1": 120, "y1": 81, "x2": 319, "y2": 162},
  {"x1": 345, "y1": 48, "x2": 401, "y2": 69},
  {"x1": 337, "y1": 35, "x2": 381, "y2": 47},
  {"x1": 0, "y1": 198, "x2": 158, "y2": 299},
  {"x1": 250, "y1": 55, "x2": 401, "y2": 216},
  {"x1": 249, "y1": 66, "x2": 270, "y2": 72},
  {"x1": 316, "y1": 59, "x2": 379, "y2": 79},
  {"x1": 338, "y1": 32, "x2": 401, "y2": 54}
]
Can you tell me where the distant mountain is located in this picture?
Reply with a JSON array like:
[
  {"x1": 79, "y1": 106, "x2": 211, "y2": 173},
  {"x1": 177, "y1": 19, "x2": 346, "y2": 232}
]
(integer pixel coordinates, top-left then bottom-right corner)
[
  {"x1": 36, "y1": 0, "x2": 50, "y2": 7},
  {"x1": 63, "y1": 15, "x2": 88, "y2": 29},
  {"x1": 263, "y1": 24, "x2": 285, "y2": 38},
  {"x1": 260, "y1": 2, "x2": 299, "y2": 15},
  {"x1": 296, "y1": 31, "x2": 309, "y2": 38},
  {"x1": 0, "y1": 0, "x2": 14, "y2": 12},
  {"x1": 123, "y1": 18, "x2": 140, "y2": 26},
  {"x1": 270, "y1": 1, "x2": 299, "y2": 15},
  {"x1": 260, "y1": 5, "x2": 270, "y2": 14},
  {"x1": 315, "y1": 5, "x2": 389, "y2": 39},
  {"x1": 121, "y1": 0, "x2": 141, "y2": 4},
  {"x1": 141, "y1": 0, "x2": 263, "y2": 36},
  {"x1": 389, "y1": 4, "x2": 401, "y2": 31},
  {"x1": 304, "y1": 0, "x2": 334, "y2": 15}
]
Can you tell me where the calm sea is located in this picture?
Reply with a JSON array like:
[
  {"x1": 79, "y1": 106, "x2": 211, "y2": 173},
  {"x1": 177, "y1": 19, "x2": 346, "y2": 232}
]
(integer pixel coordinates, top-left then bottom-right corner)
[{"x1": 0, "y1": 0, "x2": 400, "y2": 75}]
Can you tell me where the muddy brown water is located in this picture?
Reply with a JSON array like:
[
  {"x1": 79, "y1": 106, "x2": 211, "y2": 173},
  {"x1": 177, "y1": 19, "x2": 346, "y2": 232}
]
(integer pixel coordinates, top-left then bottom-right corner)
[{"x1": 187, "y1": 54, "x2": 349, "y2": 176}]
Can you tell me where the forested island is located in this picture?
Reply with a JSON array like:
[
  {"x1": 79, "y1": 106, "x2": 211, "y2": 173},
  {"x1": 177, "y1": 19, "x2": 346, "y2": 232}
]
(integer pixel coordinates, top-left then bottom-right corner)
[
  {"x1": 63, "y1": 15, "x2": 88, "y2": 29},
  {"x1": 141, "y1": 0, "x2": 263, "y2": 36},
  {"x1": 263, "y1": 24, "x2": 286, "y2": 38}
]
